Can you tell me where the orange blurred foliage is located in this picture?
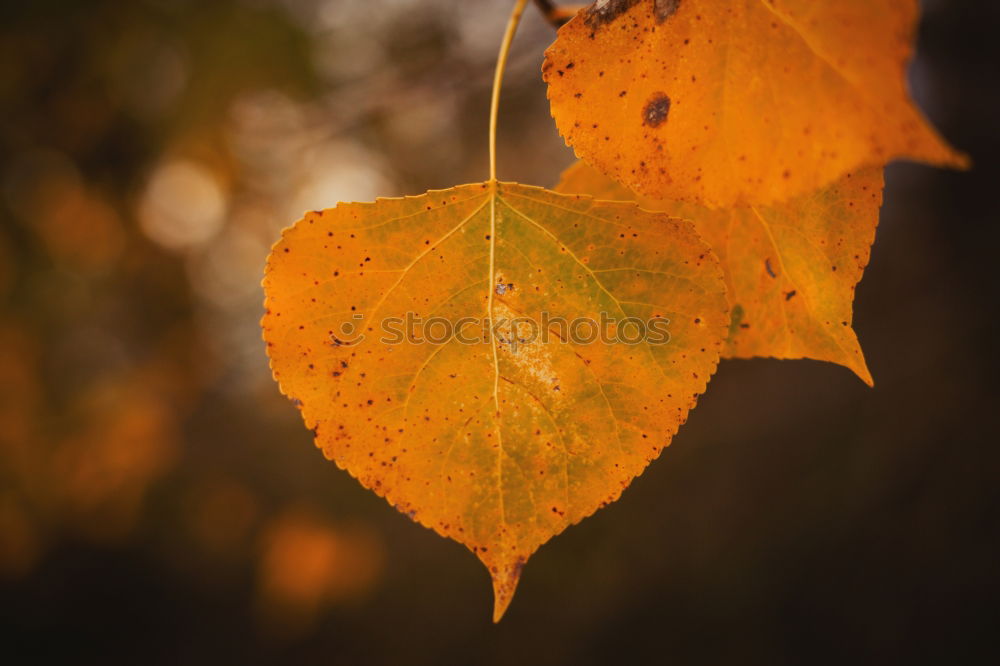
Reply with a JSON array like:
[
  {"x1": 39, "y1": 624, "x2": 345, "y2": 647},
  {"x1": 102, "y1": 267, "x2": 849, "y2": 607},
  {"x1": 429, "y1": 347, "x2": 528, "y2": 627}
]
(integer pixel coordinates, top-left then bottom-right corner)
[{"x1": 256, "y1": 507, "x2": 384, "y2": 634}]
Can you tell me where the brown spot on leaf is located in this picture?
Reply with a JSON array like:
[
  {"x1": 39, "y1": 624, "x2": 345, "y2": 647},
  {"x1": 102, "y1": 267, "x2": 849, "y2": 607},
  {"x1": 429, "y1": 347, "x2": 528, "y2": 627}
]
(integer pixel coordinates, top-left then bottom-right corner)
[
  {"x1": 642, "y1": 93, "x2": 671, "y2": 128},
  {"x1": 583, "y1": 0, "x2": 642, "y2": 29},
  {"x1": 654, "y1": 0, "x2": 681, "y2": 23}
]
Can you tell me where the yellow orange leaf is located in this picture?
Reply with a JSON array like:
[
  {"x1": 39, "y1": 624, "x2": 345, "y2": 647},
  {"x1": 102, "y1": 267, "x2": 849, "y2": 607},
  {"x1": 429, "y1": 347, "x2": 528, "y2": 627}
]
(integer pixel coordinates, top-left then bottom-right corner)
[
  {"x1": 261, "y1": 181, "x2": 728, "y2": 620},
  {"x1": 557, "y1": 160, "x2": 881, "y2": 384},
  {"x1": 544, "y1": 0, "x2": 966, "y2": 206}
]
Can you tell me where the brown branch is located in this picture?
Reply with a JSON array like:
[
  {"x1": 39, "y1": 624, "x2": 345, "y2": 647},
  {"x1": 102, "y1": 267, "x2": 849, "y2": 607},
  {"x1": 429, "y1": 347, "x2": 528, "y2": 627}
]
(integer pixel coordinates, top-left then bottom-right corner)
[{"x1": 532, "y1": 0, "x2": 584, "y2": 29}]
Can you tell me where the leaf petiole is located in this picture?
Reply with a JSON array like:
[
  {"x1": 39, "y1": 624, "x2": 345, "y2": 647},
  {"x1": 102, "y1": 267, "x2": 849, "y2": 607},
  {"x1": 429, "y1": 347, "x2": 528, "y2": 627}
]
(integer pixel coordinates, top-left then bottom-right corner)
[{"x1": 489, "y1": 0, "x2": 530, "y2": 182}]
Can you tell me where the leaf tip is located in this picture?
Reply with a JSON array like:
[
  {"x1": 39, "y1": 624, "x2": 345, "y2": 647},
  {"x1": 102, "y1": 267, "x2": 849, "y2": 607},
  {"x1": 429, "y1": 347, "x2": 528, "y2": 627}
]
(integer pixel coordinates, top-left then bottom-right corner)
[
  {"x1": 849, "y1": 353, "x2": 874, "y2": 388},
  {"x1": 488, "y1": 555, "x2": 526, "y2": 623},
  {"x1": 949, "y1": 149, "x2": 973, "y2": 172}
]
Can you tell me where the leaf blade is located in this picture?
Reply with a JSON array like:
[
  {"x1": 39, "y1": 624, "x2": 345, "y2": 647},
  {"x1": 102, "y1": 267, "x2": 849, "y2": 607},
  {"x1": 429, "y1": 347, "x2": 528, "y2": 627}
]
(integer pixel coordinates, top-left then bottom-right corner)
[
  {"x1": 544, "y1": 0, "x2": 965, "y2": 206},
  {"x1": 262, "y1": 182, "x2": 728, "y2": 619}
]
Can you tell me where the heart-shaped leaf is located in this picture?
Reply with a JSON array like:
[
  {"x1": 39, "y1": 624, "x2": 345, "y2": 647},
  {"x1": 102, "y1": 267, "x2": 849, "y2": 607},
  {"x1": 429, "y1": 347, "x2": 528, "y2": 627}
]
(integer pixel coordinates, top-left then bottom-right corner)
[{"x1": 262, "y1": 181, "x2": 728, "y2": 619}]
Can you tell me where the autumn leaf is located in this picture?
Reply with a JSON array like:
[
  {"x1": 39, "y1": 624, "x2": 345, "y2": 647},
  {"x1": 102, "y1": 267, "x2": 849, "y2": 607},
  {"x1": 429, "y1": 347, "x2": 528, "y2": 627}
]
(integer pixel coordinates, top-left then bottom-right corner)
[
  {"x1": 261, "y1": 181, "x2": 728, "y2": 620},
  {"x1": 544, "y1": 0, "x2": 966, "y2": 206},
  {"x1": 557, "y1": 160, "x2": 882, "y2": 384}
]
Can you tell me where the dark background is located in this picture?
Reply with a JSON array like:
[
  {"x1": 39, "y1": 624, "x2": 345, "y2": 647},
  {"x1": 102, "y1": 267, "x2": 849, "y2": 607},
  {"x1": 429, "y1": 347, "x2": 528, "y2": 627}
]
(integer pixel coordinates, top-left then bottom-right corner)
[{"x1": 1, "y1": 1, "x2": 997, "y2": 664}]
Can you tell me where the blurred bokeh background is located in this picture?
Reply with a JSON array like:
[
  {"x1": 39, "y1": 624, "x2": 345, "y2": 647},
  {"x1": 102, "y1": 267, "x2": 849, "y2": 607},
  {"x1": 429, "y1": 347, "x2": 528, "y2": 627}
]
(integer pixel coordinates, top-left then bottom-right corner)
[{"x1": 1, "y1": 0, "x2": 997, "y2": 664}]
